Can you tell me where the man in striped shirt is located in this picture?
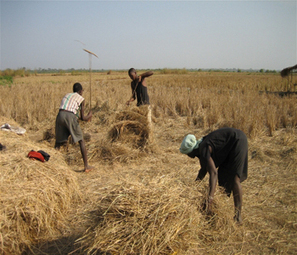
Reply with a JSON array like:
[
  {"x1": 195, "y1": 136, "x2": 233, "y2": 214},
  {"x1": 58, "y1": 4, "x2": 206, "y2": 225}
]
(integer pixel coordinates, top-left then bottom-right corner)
[{"x1": 55, "y1": 82, "x2": 94, "y2": 172}]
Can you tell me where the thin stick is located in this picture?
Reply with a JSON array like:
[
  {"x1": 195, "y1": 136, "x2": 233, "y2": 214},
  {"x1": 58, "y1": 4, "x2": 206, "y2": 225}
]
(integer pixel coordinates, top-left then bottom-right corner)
[
  {"x1": 89, "y1": 53, "x2": 92, "y2": 109},
  {"x1": 83, "y1": 49, "x2": 98, "y2": 109}
]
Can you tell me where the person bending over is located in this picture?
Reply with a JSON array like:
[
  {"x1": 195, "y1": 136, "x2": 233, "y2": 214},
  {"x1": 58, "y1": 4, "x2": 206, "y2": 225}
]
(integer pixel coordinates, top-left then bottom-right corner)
[{"x1": 180, "y1": 127, "x2": 248, "y2": 223}]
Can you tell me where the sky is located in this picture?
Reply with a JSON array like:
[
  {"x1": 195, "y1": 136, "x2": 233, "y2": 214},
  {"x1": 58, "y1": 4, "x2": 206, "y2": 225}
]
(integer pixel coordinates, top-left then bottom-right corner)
[{"x1": 0, "y1": 0, "x2": 296, "y2": 71}]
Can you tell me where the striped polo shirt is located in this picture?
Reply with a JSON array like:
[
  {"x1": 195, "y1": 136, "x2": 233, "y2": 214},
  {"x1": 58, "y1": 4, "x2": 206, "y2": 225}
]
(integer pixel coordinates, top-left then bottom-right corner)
[{"x1": 59, "y1": 92, "x2": 84, "y2": 115}]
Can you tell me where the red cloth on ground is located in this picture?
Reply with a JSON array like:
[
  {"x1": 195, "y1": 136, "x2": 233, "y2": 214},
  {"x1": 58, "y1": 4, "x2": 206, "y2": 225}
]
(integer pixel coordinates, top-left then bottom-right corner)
[{"x1": 28, "y1": 150, "x2": 45, "y2": 162}]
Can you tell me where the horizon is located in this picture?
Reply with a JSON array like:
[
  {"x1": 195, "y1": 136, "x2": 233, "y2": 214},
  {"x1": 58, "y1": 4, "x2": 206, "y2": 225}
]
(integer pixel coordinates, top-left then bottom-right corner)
[{"x1": 1, "y1": 67, "x2": 284, "y2": 73}]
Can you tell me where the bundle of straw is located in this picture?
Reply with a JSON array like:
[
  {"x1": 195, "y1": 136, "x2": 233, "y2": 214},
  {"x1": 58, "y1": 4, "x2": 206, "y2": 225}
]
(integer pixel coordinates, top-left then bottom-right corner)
[
  {"x1": 76, "y1": 173, "x2": 237, "y2": 255},
  {"x1": 77, "y1": 182, "x2": 204, "y2": 255},
  {"x1": 108, "y1": 106, "x2": 151, "y2": 148},
  {"x1": 88, "y1": 139, "x2": 141, "y2": 164},
  {"x1": 108, "y1": 120, "x2": 149, "y2": 147}
]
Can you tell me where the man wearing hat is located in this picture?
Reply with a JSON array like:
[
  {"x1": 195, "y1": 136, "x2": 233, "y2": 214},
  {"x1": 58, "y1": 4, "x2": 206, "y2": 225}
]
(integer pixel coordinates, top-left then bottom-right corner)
[{"x1": 180, "y1": 127, "x2": 248, "y2": 223}]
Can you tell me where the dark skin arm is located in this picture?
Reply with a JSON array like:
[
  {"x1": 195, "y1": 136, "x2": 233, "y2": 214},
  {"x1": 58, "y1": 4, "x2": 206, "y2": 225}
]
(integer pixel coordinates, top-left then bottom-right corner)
[
  {"x1": 206, "y1": 155, "x2": 218, "y2": 210},
  {"x1": 233, "y1": 175, "x2": 243, "y2": 223},
  {"x1": 194, "y1": 146, "x2": 217, "y2": 210},
  {"x1": 139, "y1": 71, "x2": 154, "y2": 84},
  {"x1": 80, "y1": 100, "x2": 92, "y2": 121},
  {"x1": 127, "y1": 84, "x2": 136, "y2": 105}
]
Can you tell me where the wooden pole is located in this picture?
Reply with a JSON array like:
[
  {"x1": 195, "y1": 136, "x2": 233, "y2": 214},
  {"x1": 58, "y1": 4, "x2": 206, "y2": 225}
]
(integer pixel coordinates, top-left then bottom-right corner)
[
  {"x1": 83, "y1": 49, "x2": 98, "y2": 110},
  {"x1": 89, "y1": 53, "x2": 92, "y2": 109}
]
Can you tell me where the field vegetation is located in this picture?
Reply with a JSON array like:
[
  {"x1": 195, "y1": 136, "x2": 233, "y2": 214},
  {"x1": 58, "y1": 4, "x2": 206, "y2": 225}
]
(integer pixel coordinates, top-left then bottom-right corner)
[{"x1": 0, "y1": 70, "x2": 296, "y2": 254}]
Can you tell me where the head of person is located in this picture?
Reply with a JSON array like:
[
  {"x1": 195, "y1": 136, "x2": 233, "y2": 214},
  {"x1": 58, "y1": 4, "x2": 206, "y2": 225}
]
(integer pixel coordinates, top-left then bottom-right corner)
[
  {"x1": 179, "y1": 134, "x2": 201, "y2": 158},
  {"x1": 128, "y1": 68, "x2": 138, "y2": 81},
  {"x1": 73, "y1": 82, "x2": 83, "y2": 95}
]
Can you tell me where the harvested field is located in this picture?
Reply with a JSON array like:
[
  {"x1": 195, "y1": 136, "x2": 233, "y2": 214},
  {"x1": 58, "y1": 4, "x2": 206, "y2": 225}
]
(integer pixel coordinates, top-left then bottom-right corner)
[{"x1": 0, "y1": 71, "x2": 296, "y2": 254}]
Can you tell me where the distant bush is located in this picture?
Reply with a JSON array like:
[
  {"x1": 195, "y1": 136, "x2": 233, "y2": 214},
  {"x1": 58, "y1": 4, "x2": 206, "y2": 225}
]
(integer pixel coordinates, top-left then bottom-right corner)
[
  {"x1": 1, "y1": 68, "x2": 31, "y2": 77},
  {"x1": 0, "y1": 75, "x2": 13, "y2": 86},
  {"x1": 71, "y1": 70, "x2": 83, "y2": 76},
  {"x1": 265, "y1": 70, "x2": 277, "y2": 74}
]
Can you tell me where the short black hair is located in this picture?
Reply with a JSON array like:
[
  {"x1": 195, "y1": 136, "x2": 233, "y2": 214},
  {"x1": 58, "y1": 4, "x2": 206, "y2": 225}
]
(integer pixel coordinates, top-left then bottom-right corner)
[
  {"x1": 128, "y1": 68, "x2": 136, "y2": 76},
  {"x1": 73, "y1": 82, "x2": 83, "y2": 93}
]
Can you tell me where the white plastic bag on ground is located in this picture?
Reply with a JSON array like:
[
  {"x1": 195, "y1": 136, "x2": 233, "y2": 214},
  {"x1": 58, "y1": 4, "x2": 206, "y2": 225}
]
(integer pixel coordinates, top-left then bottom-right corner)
[{"x1": 1, "y1": 123, "x2": 26, "y2": 135}]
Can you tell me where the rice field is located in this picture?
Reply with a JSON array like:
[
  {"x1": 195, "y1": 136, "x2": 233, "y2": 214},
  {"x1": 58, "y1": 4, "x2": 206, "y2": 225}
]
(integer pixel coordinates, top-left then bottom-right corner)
[{"x1": 0, "y1": 70, "x2": 296, "y2": 254}]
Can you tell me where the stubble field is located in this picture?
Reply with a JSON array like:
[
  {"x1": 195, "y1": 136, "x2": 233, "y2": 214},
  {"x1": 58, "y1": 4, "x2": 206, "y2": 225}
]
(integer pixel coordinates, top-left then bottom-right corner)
[{"x1": 0, "y1": 71, "x2": 296, "y2": 254}]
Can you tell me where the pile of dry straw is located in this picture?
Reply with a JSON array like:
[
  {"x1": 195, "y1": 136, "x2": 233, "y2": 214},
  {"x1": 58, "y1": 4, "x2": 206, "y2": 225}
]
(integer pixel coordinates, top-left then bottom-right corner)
[
  {"x1": 0, "y1": 117, "x2": 81, "y2": 254},
  {"x1": 76, "y1": 177, "x2": 234, "y2": 255},
  {"x1": 87, "y1": 106, "x2": 155, "y2": 164}
]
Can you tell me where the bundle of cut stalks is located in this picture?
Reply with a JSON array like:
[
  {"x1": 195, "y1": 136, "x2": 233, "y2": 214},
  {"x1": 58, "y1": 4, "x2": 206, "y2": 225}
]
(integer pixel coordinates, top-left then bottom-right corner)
[
  {"x1": 85, "y1": 106, "x2": 154, "y2": 164},
  {"x1": 108, "y1": 120, "x2": 149, "y2": 147},
  {"x1": 77, "y1": 184, "x2": 201, "y2": 254},
  {"x1": 114, "y1": 106, "x2": 149, "y2": 122},
  {"x1": 76, "y1": 174, "x2": 235, "y2": 255},
  {"x1": 0, "y1": 118, "x2": 81, "y2": 254},
  {"x1": 88, "y1": 138, "x2": 145, "y2": 164},
  {"x1": 108, "y1": 106, "x2": 151, "y2": 148}
]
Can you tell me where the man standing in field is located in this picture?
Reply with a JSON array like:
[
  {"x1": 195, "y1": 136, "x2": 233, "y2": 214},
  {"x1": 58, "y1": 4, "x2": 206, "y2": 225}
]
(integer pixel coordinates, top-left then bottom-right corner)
[
  {"x1": 179, "y1": 127, "x2": 248, "y2": 223},
  {"x1": 126, "y1": 68, "x2": 153, "y2": 107},
  {"x1": 126, "y1": 68, "x2": 154, "y2": 130},
  {"x1": 55, "y1": 82, "x2": 94, "y2": 172}
]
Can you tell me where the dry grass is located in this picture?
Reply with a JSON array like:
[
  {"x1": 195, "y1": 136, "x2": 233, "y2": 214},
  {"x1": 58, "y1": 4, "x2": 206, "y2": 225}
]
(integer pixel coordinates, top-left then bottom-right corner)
[
  {"x1": 0, "y1": 71, "x2": 296, "y2": 254},
  {"x1": 0, "y1": 117, "x2": 82, "y2": 254},
  {"x1": 76, "y1": 172, "x2": 237, "y2": 255}
]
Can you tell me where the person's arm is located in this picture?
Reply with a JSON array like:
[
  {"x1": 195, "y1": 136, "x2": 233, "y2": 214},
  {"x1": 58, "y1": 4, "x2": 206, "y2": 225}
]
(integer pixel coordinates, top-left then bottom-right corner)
[
  {"x1": 126, "y1": 97, "x2": 135, "y2": 105},
  {"x1": 199, "y1": 145, "x2": 217, "y2": 211},
  {"x1": 139, "y1": 71, "x2": 153, "y2": 88},
  {"x1": 205, "y1": 147, "x2": 217, "y2": 212},
  {"x1": 80, "y1": 100, "x2": 92, "y2": 121},
  {"x1": 207, "y1": 156, "x2": 217, "y2": 201},
  {"x1": 126, "y1": 83, "x2": 136, "y2": 105},
  {"x1": 139, "y1": 71, "x2": 153, "y2": 80}
]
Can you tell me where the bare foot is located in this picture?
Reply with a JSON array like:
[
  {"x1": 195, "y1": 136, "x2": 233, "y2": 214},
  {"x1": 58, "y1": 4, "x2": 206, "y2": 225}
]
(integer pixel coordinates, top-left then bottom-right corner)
[
  {"x1": 234, "y1": 214, "x2": 243, "y2": 224},
  {"x1": 84, "y1": 165, "x2": 94, "y2": 173}
]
